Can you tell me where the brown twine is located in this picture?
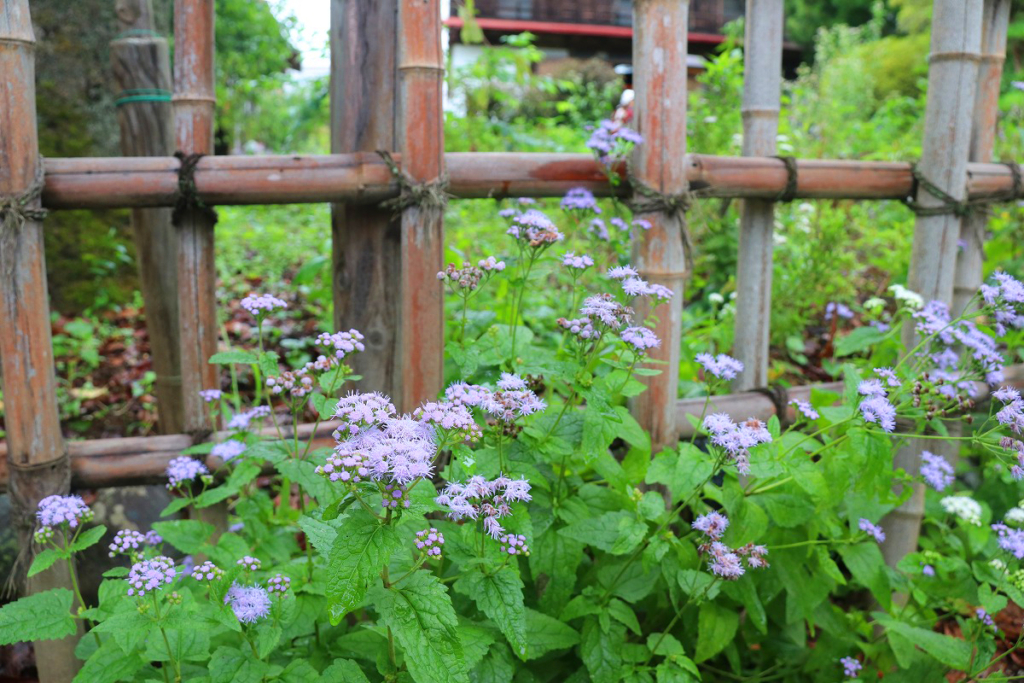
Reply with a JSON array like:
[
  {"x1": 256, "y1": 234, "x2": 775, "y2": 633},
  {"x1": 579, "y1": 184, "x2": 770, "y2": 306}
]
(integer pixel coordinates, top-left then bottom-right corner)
[
  {"x1": 626, "y1": 172, "x2": 697, "y2": 272},
  {"x1": 904, "y1": 163, "x2": 982, "y2": 218},
  {"x1": 172, "y1": 151, "x2": 218, "y2": 227},
  {"x1": 772, "y1": 156, "x2": 799, "y2": 202},
  {"x1": 750, "y1": 385, "x2": 792, "y2": 430},
  {"x1": 0, "y1": 157, "x2": 48, "y2": 239},
  {"x1": 376, "y1": 150, "x2": 451, "y2": 214}
]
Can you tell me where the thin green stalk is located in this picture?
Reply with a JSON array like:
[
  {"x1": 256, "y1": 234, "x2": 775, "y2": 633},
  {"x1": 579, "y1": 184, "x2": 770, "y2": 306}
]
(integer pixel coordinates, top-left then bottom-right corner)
[
  {"x1": 152, "y1": 593, "x2": 181, "y2": 682},
  {"x1": 642, "y1": 573, "x2": 719, "y2": 667}
]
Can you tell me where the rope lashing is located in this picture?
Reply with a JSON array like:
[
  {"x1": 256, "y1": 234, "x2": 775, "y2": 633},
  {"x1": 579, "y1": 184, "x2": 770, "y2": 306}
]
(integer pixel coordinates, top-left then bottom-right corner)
[
  {"x1": 115, "y1": 88, "x2": 172, "y2": 107},
  {"x1": 772, "y1": 156, "x2": 799, "y2": 202},
  {"x1": 376, "y1": 150, "x2": 451, "y2": 214},
  {"x1": 627, "y1": 172, "x2": 696, "y2": 272},
  {"x1": 904, "y1": 163, "x2": 980, "y2": 217},
  {"x1": 172, "y1": 151, "x2": 218, "y2": 227},
  {"x1": 999, "y1": 161, "x2": 1023, "y2": 202},
  {"x1": 0, "y1": 157, "x2": 48, "y2": 241},
  {"x1": 750, "y1": 385, "x2": 792, "y2": 430}
]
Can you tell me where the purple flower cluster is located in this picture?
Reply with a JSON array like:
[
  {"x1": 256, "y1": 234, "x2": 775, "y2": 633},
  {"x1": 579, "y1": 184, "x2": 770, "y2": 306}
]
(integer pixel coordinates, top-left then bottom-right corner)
[
  {"x1": 702, "y1": 414, "x2": 772, "y2": 474},
  {"x1": 315, "y1": 329, "x2": 366, "y2": 360},
  {"x1": 857, "y1": 373, "x2": 897, "y2": 433},
  {"x1": 480, "y1": 256, "x2": 505, "y2": 272},
  {"x1": 621, "y1": 326, "x2": 660, "y2": 352},
  {"x1": 500, "y1": 534, "x2": 530, "y2": 556},
  {"x1": 108, "y1": 530, "x2": 145, "y2": 558},
  {"x1": 920, "y1": 451, "x2": 954, "y2": 491},
  {"x1": 692, "y1": 511, "x2": 767, "y2": 578},
  {"x1": 382, "y1": 482, "x2": 410, "y2": 510},
  {"x1": 840, "y1": 656, "x2": 862, "y2": 678},
  {"x1": 858, "y1": 518, "x2": 886, "y2": 543},
  {"x1": 435, "y1": 475, "x2": 532, "y2": 541},
  {"x1": 588, "y1": 218, "x2": 610, "y2": 241},
  {"x1": 36, "y1": 495, "x2": 93, "y2": 536},
  {"x1": 607, "y1": 265, "x2": 639, "y2": 280},
  {"x1": 976, "y1": 607, "x2": 996, "y2": 630},
  {"x1": 562, "y1": 252, "x2": 595, "y2": 270},
  {"x1": 621, "y1": 276, "x2": 673, "y2": 301},
  {"x1": 191, "y1": 560, "x2": 223, "y2": 581},
  {"x1": 267, "y1": 574, "x2": 291, "y2": 594},
  {"x1": 225, "y1": 583, "x2": 271, "y2": 624},
  {"x1": 580, "y1": 294, "x2": 633, "y2": 329},
  {"x1": 993, "y1": 522, "x2": 1024, "y2": 558},
  {"x1": 414, "y1": 401, "x2": 481, "y2": 442},
  {"x1": 913, "y1": 299, "x2": 1004, "y2": 387},
  {"x1": 696, "y1": 353, "x2": 744, "y2": 381},
  {"x1": 166, "y1": 456, "x2": 209, "y2": 490},
  {"x1": 145, "y1": 530, "x2": 162, "y2": 546},
  {"x1": 981, "y1": 271, "x2": 1024, "y2": 336},
  {"x1": 445, "y1": 381, "x2": 490, "y2": 407},
  {"x1": 875, "y1": 367, "x2": 901, "y2": 388},
  {"x1": 692, "y1": 511, "x2": 729, "y2": 539},
  {"x1": 267, "y1": 368, "x2": 315, "y2": 399},
  {"x1": 996, "y1": 389, "x2": 1024, "y2": 436},
  {"x1": 212, "y1": 440, "x2": 247, "y2": 462},
  {"x1": 318, "y1": 426, "x2": 435, "y2": 490},
  {"x1": 199, "y1": 389, "x2": 222, "y2": 403},
  {"x1": 332, "y1": 392, "x2": 397, "y2": 437},
  {"x1": 415, "y1": 528, "x2": 445, "y2": 557},
  {"x1": 237, "y1": 556, "x2": 261, "y2": 571},
  {"x1": 240, "y1": 293, "x2": 287, "y2": 318},
  {"x1": 558, "y1": 317, "x2": 598, "y2": 341},
  {"x1": 227, "y1": 406, "x2": 271, "y2": 431},
  {"x1": 586, "y1": 119, "x2": 643, "y2": 164},
  {"x1": 789, "y1": 399, "x2": 819, "y2": 420},
  {"x1": 126, "y1": 556, "x2": 176, "y2": 597},
  {"x1": 507, "y1": 210, "x2": 564, "y2": 246},
  {"x1": 560, "y1": 187, "x2": 601, "y2": 213},
  {"x1": 825, "y1": 302, "x2": 854, "y2": 321},
  {"x1": 477, "y1": 375, "x2": 546, "y2": 423}
]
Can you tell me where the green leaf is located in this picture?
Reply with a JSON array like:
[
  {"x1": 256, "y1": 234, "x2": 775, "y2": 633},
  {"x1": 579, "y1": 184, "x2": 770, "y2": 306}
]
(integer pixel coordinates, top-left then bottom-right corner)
[
  {"x1": 160, "y1": 496, "x2": 191, "y2": 518},
  {"x1": 646, "y1": 632, "x2": 685, "y2": 656},
  {"x1": 459, "y1": 623, "x2": 497, "y2": 669},
  {"x1": 607, "y1": 599, "x2": 642, "y2": 636},
  {"x1": 0, "y1": 588, "x2": 76, "y2": 645},
  {"x1": 695, "y1": 601, "x2": 738, "y2": 662},
  {"x1": 655, "y1": 659, "x2": 701, "y2": 683},
  {"x1": 877, "y1": 616, "x2": 974, "y2": 670},
  {"x1": 581, "y1": 619, "x2": 626, "y2": 683},
  {"x1": 70, "y1": 525, "x2": 107, "y2": 553},
  {"x1": 276, "y1": 459, "x2": 335, "y2": 505},
  {"x1": 523, "y1": 607, "x2": 579, "y2": 660},
  {"x1": 208, "y1": 350, "x2": 259, "y2": 365},
  {"x1": 471, "y1": 641, "x2": 515, "y2": 683},
  {"x1": 838, "y1": 543, "x2": 891, "y2": 610},
  {"x1": 835, "y1": 325, "x2": 888, "y2": 357},
  {"x1": 646, "y1": 443, "x2": 714, "y2": 503},
  {"x1": 298, "y1": 514, "x2": 339, "y2": 553},
  {"x1": 91, "y1": 606, "x2": 154, "y2": 653},
  {"x1": 144, "y1": 627, "x2": 210, "y2": 663},
  {"x1": 558, "y1": 511, "x2": 647, "y2": 555},
  {"x1": 325, "y1": 510, "x2": 400, "y2": 622},
  {"x1": 28, "y1": 549, "x2": 65, "y2": 578},
  {"x1": 209, "y1": 645, "x2": 271, "y2": 683},
  {"x1": 73, "y1": 639, "x2": 146, "y2": 683},
  {"x1": 677, "y1": 570, "x2": 720, "y2": 602},
  {"x1": 321, "y1": 659, "x2": 371, "y2": 683},
  {"x1": 257, "y1": 350, "x2": 279, "y2": 377},
  {"x1": 455, "y1": 566, "x2": 528, "y2": 660},
  {"x1": 370, "y1": 571, "x2": 470, "y2": 683},
  {"x1": 255, "y1": 623, "x2": 281, "y2": 659},
  {"x1": 151, "y1": 520, "x2": 215, "y2": 554},
  {"x1": 529, "y1": 527, "x2": 583, "y2": 615}
]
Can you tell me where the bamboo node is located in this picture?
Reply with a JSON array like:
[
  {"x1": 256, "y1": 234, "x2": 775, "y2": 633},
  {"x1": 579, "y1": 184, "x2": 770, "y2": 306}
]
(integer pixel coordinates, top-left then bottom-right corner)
[
  {"x1": 172, "y1": 151, "x2": 218, "y2": 227},
  {"x1": 0, "y1": 157, "x2": 48, "y2": 241},
  {"x1": 376, "y1": 150, "x2": 450, "y2": 214}
]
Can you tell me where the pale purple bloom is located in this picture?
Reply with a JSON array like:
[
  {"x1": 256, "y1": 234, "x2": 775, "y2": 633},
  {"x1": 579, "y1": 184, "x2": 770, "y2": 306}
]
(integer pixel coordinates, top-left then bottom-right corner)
[
  {"x1": 789, "y1": 399, "x2": 819, "y2": 421},
  {"x1": 497, "y1": 373, "x2": 527, "y2": 391},
  {"x1": 225, "y1": 583, "x2": 271, "y2": 624},
  {"x1": 993, "y1": 523, "x2": 1024, "y2": 558},
  {"x1": 212, "y1": 440, "x2": 247, "y2": 462},
  {"x1": 859, "y1": 396, "x2": 896, "y2": 432},
  {"x1": 994, "y1": 387, "x2": 1021, "y2": 404},
  {"x1": 857, "y1": 379, "x2": 887, "y2": 398},
  {"x1": 108, "y1": 530, "x2": 145, "y2": 558},
  {"x1": 498, "y1": 207, "x2": 518, "y2": 219},
  {"x1": 144, "y1": 530, "x2": 162, "y2": 546},
  {"x1": 610, "y1": 217, "x2": 629, "y2": 232},
  {"x1": 647, "y1": 283, "x2": 674, "y2": 301},
  {"x1": 333, "y1": 392, "x2": 397, "y2": 436},
  {"x1": 606, "y1": 265, "x2": 639, "y2": 281},
  {"x1": 227, "y1": 405, "x2": 271, "y2": 431},
  {"x1": 414, "y1": 401, "x2": 481, "y2": 442},
  {"x1": 480, "y1": 387, "x2": 546, "y2": 423},
  {"x1": 126, "y1": 556, "x2": 176, "y2": 597},
  {"x1": 705, "y1": 542, "x2": 744, "y2": 579},
  {"x1": 478, "y1": 256, "x2": 506, "y2": 272},
  {"x1": 976, "y1": 607, "x2": 996, "y2": 630},
  {"x1": 199, "y1": 389, "x2": 222, "y2": 403},
  {"x1": 702, "y1": 413, "x2": 735, "y2": 436},
  {"x1": 840, "y1": 657, "x2": 862, "y2": 678},
  {"x1": 588, "y1": 218, "x2": 610, "y2": 241},
  {"x1": 874, "y1": 367, "x2": 901, "y2": 389},
  {"x1": 859, "y1": 518, "x2": 885, "y2": 543},
  {"x1": 237, "y1": 556, "x2": 261, "y2": 572},
  {"x1": 705, "y1": 416, "x2": 772, "y2": 475},
  {"x1": 240, "y1": 293, "x2": 287, "y2": 317},
  {"x1": 920, "y1": 451, "x2": 954, "y2": 492},
  {"x1": 558, "y1": 316, "x2": 598, "y2": 340},
  {"x1": 444, "y1": 381, "x2": 491, "y2": 407},
  {"x1": 696, "y1": 353, "x2": 744, "y2": 380},
  {"x1": 825, "y1": 302, "x2": 854, "y2": 321},
  {"x1": 560, "y1": 187, "x2": 601, "y2": 213},
  {"x1": 632, "y1": 218, "x2": 652, "y2": 231},
  {"x1": 580, "y1": 294, "x2": 632, "y2": 328},
  {"x1": 267, "y1": 574, "x2": 291, "y2": 594},
  {"x1": 692, "y1": 511, "x2": 729, "y2": 540},
  {"x1": 736, "y1": 543, "x2": 769, "y2": 569},
  {"x1": 500, "y1": 534, "x2": 530, "y2": 556},
  {"x1": 621, "y1": 326, "x2": 660, "y2": 352},
  {"x1": 415, "y1": 527, "x2": 445, "y2": 558},
  {"x1": 315, "y1": 329, "x2": 365, "y2": 360},
  {"x1": 622, "y1": 277, "x2": 653, "y2": 297},
  {"x1": 922, "y1": 564, "x2": 935, "y2": 576},
  {"x1": 381, "y1": 482, "x2": 410, "y2": 510},
  {"x1": 166, "y1": 456, "x2": 209, "y2": 490},
  {"x1": 562, "y1": 252, "x2": 595, "y2": 270},
  {"x1": 507, "y1": 210, "x2": 563, "y2": 245},
  {"x1": 436, "y1": 476, "x2": 531, "y2": 545},
  {"x1": 36, "y1": 495, "x2": 93, "y2": 532},
  {"x1": 191, "y1": 560, "x2": 223, "y2": 581}
]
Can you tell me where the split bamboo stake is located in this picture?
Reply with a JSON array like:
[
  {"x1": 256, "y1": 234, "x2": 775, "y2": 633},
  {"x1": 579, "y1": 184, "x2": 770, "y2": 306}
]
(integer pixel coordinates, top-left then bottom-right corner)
[
  {"x1": 112, "y1": 0, "x2": 184, "y2": 433},
  {"x1": 395, "y1": 0, "x2": 445, "y2": 411},
  {"x1": 331, "y1": 0, "x2": 402, "y2": 399},
  {"x1": 734, "y1": 0, "x2": 784, "y2": 392},
  {"x1": 883, "y1": 0, "x2": 984, "y2": 571},
  {"x1": 0, "y1": 1, "x2": 82, "y2": 677}
]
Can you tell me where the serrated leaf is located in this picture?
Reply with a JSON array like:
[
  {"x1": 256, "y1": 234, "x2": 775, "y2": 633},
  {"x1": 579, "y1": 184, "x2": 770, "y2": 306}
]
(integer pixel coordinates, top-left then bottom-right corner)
[
  {"x1": 0, "y1": 588, "x2": 76, "y2": 645},
  {"x1": 144, "y1": 626, "x2": 210, "y2": 663},
  {"x1": 208, "y1": 350, "x2": 258, "y2": 365},
  {"x1": 471, "y1": 641, "x2": 515, "y2": 683},
  {"x1": 91, "y1": 606, "x2": 154, "y2": 653},
  {"x1": 151, "y1": 520, "x2": 215, "y2": 554},
  {"x1": 160, "y1": 496, "x2": 191, "y2": 518},
  {"x1": 257, "y1": 351, "x2": 279, "y2": 377},
  {"x1": 255, "y1": 623, "x2": 281, "y2": 659},
  {"x1": 695, "y1": 601, "x2": 738, "y2": 662},
  {"x1": 70, "y1": 525, "x2": 107, "y2": 553},
  {"x1": 581, "y1": 619, "x2": 626, "y2": 683},
  {"x1": 559, "y1": 511, "x2": 646, "y2": 555},
  {"x1": 608, "y1": 599, "x2": 642, "y2": 636},
  {"x1": 522, "y1": 608, "x2": 579, "y2": 660},
  {"x1": 298, "y1": 514, "x2": 339, "y2": 553},
  {"x1": 646, "y1": 443, "x2": 714, "y2": 503},
  {"x1": 838, "y1": 543, "x2": 891, "y2": 610},
  {"x1": 877, "y1": 615, "x2": 974, "y2": 670},
  {"x1": 28, "y1": 549, "x2": 65, "y2": 578},
  {"x1": 321, "y1": 659, "x2": 371, "y2": 682},
  {"x1": 72, "y1": 639, "x2": 146, "y2": 683},
  {"x1": 455, "y1": 567, "x2": 528, "y2": 660},
  {"x1": 209, "y1": 645, "x2": 271, "y2": 683},
  {"x1": 370, "y1": 571, "x2": 469, "y2": 683},
  {"x1": 326, "y1": 510, "x2": 400, "y2": 622},
  {"x1": 530, "y1": 529, "x2": 583, "y2": 616}
]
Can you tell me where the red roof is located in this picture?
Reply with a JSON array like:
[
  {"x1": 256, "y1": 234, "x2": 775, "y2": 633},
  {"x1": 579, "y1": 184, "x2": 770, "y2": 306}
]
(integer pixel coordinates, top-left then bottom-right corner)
[{"x1": 444, "y1": 16, "x2": 726, "y2": 45}]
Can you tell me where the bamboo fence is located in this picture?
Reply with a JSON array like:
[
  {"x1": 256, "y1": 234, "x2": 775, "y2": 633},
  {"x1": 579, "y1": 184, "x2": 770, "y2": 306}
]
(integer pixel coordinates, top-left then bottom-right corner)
[{"x1": 0, "y1": 0, "x2": 1019, "y2": 670}]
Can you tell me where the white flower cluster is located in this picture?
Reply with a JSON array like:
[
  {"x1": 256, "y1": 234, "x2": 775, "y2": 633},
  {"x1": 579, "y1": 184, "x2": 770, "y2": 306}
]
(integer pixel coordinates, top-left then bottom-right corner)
[{"x1": 940, "y1": 495, "x2": 983, "y2": 526}]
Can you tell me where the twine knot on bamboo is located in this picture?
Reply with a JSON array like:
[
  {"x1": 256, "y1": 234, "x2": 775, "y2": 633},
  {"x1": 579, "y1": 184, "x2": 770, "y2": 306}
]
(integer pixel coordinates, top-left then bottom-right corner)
[
  {"x1": 750, "y1": 385, "x2": 792, "y2": 430},
  {"x1": 0, "y1": 158, "x2": 48, "y2": 240},
  {"x1": 172, "y1": 151, "x2": 218, "y2": 227},
  {"x1": 376, "y1": 150, "x2": 450, "y2": 213},
  {"x1": 627, "y1": 172, "x2": 695, "y2": 271},
  {"x1": 904, "y1": 163, "x2": 981, "y2": 218},
  {"x1": 772, "y1": 156, "x2": 799, "y2": 202}
]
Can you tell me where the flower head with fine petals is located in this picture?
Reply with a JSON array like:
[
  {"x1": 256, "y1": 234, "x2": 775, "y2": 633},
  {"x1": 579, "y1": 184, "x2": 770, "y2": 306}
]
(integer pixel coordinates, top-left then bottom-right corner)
[
  {"x1": 560, "y1": 187, "x2": 601, "y2": 213},
  {"x1": 36, "y1": 495, "x2": 93, "y2": 533},
  {"x1": 580, "y1": 294, "x2": 633, "y2": 329},
  {"x1": 562, "y1": 252, "x2": 595, "y2": 271},
  {"x1": 108, "y1": 530, "x2": 146, "y2": 559},
  {"x1": 436, "y1": 476, "x2": 532, "y2": 542},
  {"x1": 840, "y1": 657, "x2": 862, "y2": 678},
  {"x1": 920, "y1": 451, "x2": 954, "y2": 491},
  {"x1": 607, "y1": 265, "x2": 639, "y2": 280},
  {"x1": 993, "y1": 522, "x2": 1024, "y2": 558},
  {"x1": 859, "y1": 518, "x2": 885, "y2": 543},
  {"x1": 315, "y1": 329, "x2": 365, "y2": 360},
  {"x1": 126, "y1": 556, "x2": 176, "y2": 597},
  {"x1": 497, "y1": 373, "x2": 527, "y2": 391},
  {"x1": 789, "y1": 399, "x2": 819, "y2": 421},
  {"x1": 692, "y1": 511, "x2": 729, "y2": 540},
  {"x1": 212, "y1": 440, "x2": 247, "y2": 462},
  {"x1": 333, "y1": 392, "x2": 397, "y2": 437},
  {"x1": 696, "y1": 353, "x2": 744, "y2": 380},
  {"x1": 199, "y1": 389, "x2": 222, "y2": 403},
  {"x1": 859, "y1": 396, "x2": 896, "y2": 432},
  {"x1": 942, "y1": 496, "x2": 983, "y2": 526},
  {"x1": 224, "y1": 583, "x2": 271, "y2": 624},
  {"x1": 445, "y1": 381, "x2": 491, "y2": 407},
  {"x1": 995, "y1": 387, "x2": 1022, "y2": 404},
  {"x1": 166, "y1": 457, "x2": 209, "y2": 490},
  {"x1": 621, "y1": 326, "x2": 660, "y2": 352},
  {"x1": 240, "y1": 293, "x2": 287, "y2": 318},
  {"x1": 875, "y1": 367, "x2": 901, "y2": 389}
]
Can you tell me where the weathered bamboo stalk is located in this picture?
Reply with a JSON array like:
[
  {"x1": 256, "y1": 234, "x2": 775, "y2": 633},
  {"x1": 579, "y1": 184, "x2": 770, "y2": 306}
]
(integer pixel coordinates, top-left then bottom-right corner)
[
  {"x1": 331, "y1": 0, "x2": 402, "y2": 400},
  {"x1": 0, "y1": 2, "x2": 82, "y2": 677},
  {"x1": 629, "y1": 0, "x2": 689, "y2": 452},
  {"x1": 734, "y1": 0, "x2": 784, "y2": 391},
  {"x1": 112, "y1": 0, "x2": 183, "y2": 433},
  {"x1": 395, "y1": 0, "x2": 445, "y2": 411},
  {"x1": 37, "y1": 153, "x2": 1024, "y2": 209},
  {"x1": 954, "y1": 0, "x2": 1010, "y2": 316},
  {"x1": 884, "y1": 0, "x2": 984, "y2": 570}
]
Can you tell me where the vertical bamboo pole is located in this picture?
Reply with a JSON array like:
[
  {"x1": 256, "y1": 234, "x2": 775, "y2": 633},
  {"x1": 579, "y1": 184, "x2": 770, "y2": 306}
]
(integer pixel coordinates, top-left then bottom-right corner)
[
  {"x1": 883, "y1": 0, "x2": 983, "y2": 569},
  {"x1": 630, "y1": 0, "x2": 689, "y2": 452},
  {"x1": 330, "y1": 0, "x2": 400, "y2": 401},
  {"x1": 112, "y1": 0, "x2": 184, "y2": 433},
  {"x1": 733, "y1": 0, "x2": 783, "y2": 392},
  {"x1": 0, "y1": 2, "x2": 82, "y2": 678},
  {"x1": 395, "y1": 0, "x2": 445, "y2": 411},
  {"x1": 954, "y1": 0, "x2": 1010, "y2": 316}
]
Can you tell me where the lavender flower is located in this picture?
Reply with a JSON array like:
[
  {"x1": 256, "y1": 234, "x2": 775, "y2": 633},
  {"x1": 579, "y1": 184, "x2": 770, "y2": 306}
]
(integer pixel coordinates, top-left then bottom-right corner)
[
  {"x1": 108, "y1": 530, "x2": 145, "y2": 558},
  {"x1": 191, "y1": 560, "x2": 223, "y2": 581},
  {"x1": 993, "y1": 523, "x2": 1024, "y2": 558},
  {"x1": 479, "y1": 256, "x2": 505, "y2": 272},
  {"x1": 696, "y1": 353, "x2": 744, "y2": 381},
  {"x1": 874, "y1": 367, "x2": 901, "y2": 389},
  {"x1": 480, "y1": 381, "x2": 546, "y2": 423},
  {"x1": 920, "y1": 451, "x2": 954, "y2": 492},
  {"x1": 266, "y1": 368, "x2": 315, "y2": 399},
  {"x1": 237, "y1": 556, "x2": 261, "y2": 572},
  {"x1": 789, "y1": 399, "x2": 819, "y2": 420},
  {"x1": 692, "y1": 511, "x2": 729, "y2": 540},
  {"x1": 607, "y1": 265, "x2": 639, "y2": 280},
  {"x1": 857, "y1": 379, "x2": 887, "y2": 398},
  {"x1": 588, "y1": 218, "x2": 610, "y2": 241},
  {"x1": 976, "y1": 607, "x2": 996, "y2": 630},
  {"x1": 381, "y1": 482, "x2": 410, "y2": 510},
  {"x1": 36, "y1": 495, "x2": 93, "y2": 535},
  {"x1": 994, "y1": 387, "x2": 1022, "y2": 404},
  {"x1": 414, "y1": 401, "x2": 481, "y2": 442},
  {"x1": 199, "y1": 389, "x2": 222, "y2": 403},
  {"x1": 507, "y1": 210, "x2": 563, "y2": 246},
  {"x1": 227, "y1": 406, "x2": 271, "y2": 431},
  {"x1": 212, "y1": 440, "x2": 247, "y2": 462},
  {"x1": 436, "y1": 475, "x2": 532, "y2": 542},
  {"x1": 225, "y1": 583, "x2": 271, "y2": 624},
  {"x1": 580, "y1": 294, "x2": 633, "y2": 329},
  {"x1": 702, "y1": 415, "x2": 772, "y2": 474},
  {"x1": 825, "y1": 302, "x2": 854, "y2": 321},
  {"x1": 267, "y1": 574, "x2": 291, "y2": 594},
  {"x1": 415, "y1": 528, "x2": 445, "y2": 558},
  {"x1": 332, "y1": 392, "x2": 397, "y2": 437},
  {"x1": 558, "y1": 317, "x2": 598, "y2": 341},
  {"x1": 621, "y1": 326, "x2": 660, "y2": 352},
  {"x1": 562, "y1": 252, "x2": 595, "y2": 270},
  {"x1": 858, "y1": 518, "x2": 885, "y2": 543},
  {"x1": 315, "y1": 329, "x2": 365, "y2": 359},
  {"x1": 126, "y1": 556, "x2": 176, "y2": 596},
  {"x1": 145, "y1": 530, "x2": 163, "y2": 546},
  {"x1": 705, "y1": 542, "x2": 745, "y2": 579},
  {"x1": 240, "y1": 293, "x2": 287, "y2": 317},
  {"x1": 840, "y1": 657, "x2": 862, "y2": 678},
  {"x1": 922, "y1": 564, "x2": 935, "y2": 577},
  {"x1": 166, "y1": 456, "x2": 209, "y2": 490},
  {"x1": 500, "y1": 534, "x2": 530, "y2": 556},
  {"x1": 560, "y1": 187, "x2": 601, "y2": 213},
  {"x1": 622, "y1": 276, "x2": 653, "y2": 297},
  {"x1": 444, "y1": 381, "x2": 491, "y2": 407},
  {"x1": 736, "y1": 543, "x2": 769, "y2": 569},
  {"x1": 858, "y1": 396, "x2": 896, "y2": 432}
]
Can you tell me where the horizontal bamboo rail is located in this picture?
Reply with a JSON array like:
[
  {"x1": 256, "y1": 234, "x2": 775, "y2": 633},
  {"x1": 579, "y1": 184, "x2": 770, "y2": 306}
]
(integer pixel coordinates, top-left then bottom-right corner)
[
  {"x1": 39, "y1": 153, "x2": 1024, "y2": 209},
  {"x1": 4, "y1": 363, "x2": 1020, "y2": 492}
]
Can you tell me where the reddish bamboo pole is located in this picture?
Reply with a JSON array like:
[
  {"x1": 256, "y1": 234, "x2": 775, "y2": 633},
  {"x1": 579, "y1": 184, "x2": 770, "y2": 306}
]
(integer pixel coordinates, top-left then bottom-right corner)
[
  {"x1": 36, "y1": 153, "x2": 1024, "y2": 209},
  {"x1": 884, "y1": 0, "x2": 984, "y2": 571},
  {"x1": 173, "y1": 0, "x2": 218, "y2": 434},
  {"x1": 331, "y1": 0, "x2": 401, "y2": 400},
  {"x1": 395, "y1": 0, "x2": 445, "y2": 411},
  {"x1": 629, "y1": 0, "x2": 689, "y2": 452},
  {"x1": 112, "y1": 0, "x2": 184, "y2": 433},
  {"x1": 733, "y1": 0, "x2": 784, "y2": 391},
  {"x1": 955, "y1": 0, "x2": 1010, "y2": 316},
  {"x1": 0, "y1": 1, "x2": 82, "y2": 677}
]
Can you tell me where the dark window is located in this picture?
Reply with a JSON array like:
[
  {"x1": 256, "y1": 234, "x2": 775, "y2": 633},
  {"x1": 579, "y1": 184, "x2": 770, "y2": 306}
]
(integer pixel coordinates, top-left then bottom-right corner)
[
  {"x1": 496, "y1": 0, "x2": 533, "y2": 19},
  {"x1": 612, "y1": 0, "x2": 632, "y2": 26}
]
